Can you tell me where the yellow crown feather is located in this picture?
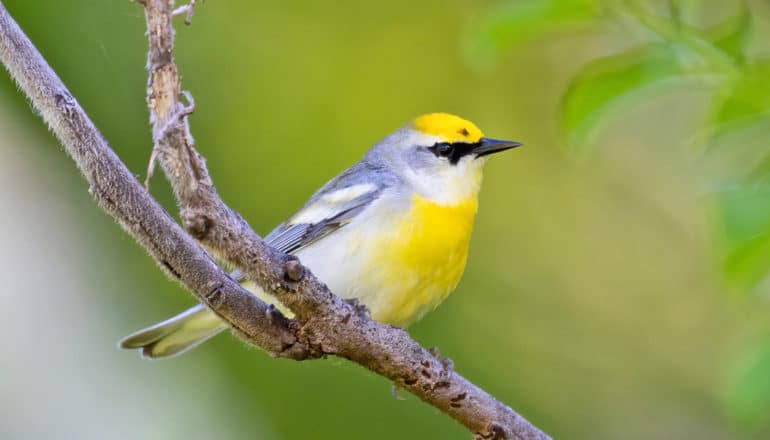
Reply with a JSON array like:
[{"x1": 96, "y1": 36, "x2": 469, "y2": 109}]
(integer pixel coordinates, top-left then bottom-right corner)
[{"x1": 412, "y1": 113, "x2": 484, "y2": 144}]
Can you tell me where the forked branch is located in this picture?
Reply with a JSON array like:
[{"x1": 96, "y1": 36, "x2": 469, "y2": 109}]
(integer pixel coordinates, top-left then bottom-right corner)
[{"x1": 0, "y1": 1, "x2": 549, "y2": 438}]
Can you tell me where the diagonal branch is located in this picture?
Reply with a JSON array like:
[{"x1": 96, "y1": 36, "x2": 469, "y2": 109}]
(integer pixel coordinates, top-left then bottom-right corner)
[
  {"x1": 0, "y1": 0, "x2": 307, "y2": 360},
  {"x1": 142, "y1": 2, "x2": 548, "y2": 439},
  {"x1": 0, "y1": 0, "x2": 550, "y2": 438}
]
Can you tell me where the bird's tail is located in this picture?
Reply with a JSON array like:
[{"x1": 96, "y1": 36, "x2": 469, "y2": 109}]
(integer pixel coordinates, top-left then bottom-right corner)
[{"x1": 118, "y1": 303, "x2": 228, "y2": 359}]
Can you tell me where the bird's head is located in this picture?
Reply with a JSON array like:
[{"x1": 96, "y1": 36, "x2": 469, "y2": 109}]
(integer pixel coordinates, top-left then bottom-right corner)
[{"x1": 369, "y1": 113, "x2": 521, "y2": 204}]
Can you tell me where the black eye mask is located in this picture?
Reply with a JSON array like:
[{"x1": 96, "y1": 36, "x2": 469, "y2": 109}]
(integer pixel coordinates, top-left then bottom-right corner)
[
  {"x1": 427, "y1": 142, "x2": 479, "y2": 165},
  {"x1": 428, "y1": 138, "x2": 523, "y2": 164}
]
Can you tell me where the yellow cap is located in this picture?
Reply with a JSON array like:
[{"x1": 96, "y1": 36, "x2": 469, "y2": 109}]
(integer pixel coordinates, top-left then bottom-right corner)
[{"x1": 413, "y1": 113, "x2": 484, "y2": 144}]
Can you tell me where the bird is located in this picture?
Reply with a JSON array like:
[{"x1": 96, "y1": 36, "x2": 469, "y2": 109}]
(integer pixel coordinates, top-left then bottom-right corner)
[{"x1": 119, "y1": 113, "x2": 522, "y2": 359}]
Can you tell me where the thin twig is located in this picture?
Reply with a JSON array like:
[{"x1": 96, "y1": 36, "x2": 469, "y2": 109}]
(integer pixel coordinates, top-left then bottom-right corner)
[
  {"x1": 172, "y1": 0, "x2": 196, "y2": 25},
  {"x1": 144, "y1": 145, "x2": 160, "y2": 190}
]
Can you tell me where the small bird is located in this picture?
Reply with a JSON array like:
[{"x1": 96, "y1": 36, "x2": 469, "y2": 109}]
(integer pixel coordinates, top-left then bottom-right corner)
[{"x1": 120, "y1": 113, "x2": 521, "y2": 358}]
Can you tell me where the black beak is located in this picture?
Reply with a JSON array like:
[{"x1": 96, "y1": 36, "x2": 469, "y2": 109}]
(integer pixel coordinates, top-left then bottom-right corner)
[{"x1": 473, "y1": 138, "x2": 523, "y2": 157}]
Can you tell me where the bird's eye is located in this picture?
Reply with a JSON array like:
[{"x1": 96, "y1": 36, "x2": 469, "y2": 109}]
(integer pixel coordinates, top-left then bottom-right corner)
[{"x1": 431, "y1": 142, "x2": 454, "y2": 158}]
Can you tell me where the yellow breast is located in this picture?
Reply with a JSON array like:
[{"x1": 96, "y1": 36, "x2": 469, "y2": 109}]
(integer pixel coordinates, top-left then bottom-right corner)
[{"x1": 367, "y1": 194, "x2": 478, "y2": 326}]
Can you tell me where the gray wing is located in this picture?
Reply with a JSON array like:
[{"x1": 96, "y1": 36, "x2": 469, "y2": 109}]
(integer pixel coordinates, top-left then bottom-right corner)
[{"x1": 264, "y1": 161, "x2": 399, "y2": 255}]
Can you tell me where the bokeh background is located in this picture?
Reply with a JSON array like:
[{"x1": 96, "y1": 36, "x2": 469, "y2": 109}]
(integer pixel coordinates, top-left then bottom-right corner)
[{"x1": 2, "y1": 0, "x2": 770, "y2": 438}]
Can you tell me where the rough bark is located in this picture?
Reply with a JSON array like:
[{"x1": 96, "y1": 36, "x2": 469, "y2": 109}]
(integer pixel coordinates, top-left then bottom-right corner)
[{"x1": 0, "y1": 2, "x2": 549, "y2": 439}]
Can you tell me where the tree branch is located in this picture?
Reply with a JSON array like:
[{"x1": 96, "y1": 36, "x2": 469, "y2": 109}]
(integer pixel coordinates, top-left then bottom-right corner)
[
  {"x1": 0, "y1": 0, "x2": 307, "y2": 360},
  {"x1": 0, "y1": 1, "x2": 550, "y2": 438}
]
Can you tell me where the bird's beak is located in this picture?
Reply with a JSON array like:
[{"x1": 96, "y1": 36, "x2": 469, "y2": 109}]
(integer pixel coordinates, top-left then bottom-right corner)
[{"x1": 473, "y1": 138, "x2": 523, "y2": 157}]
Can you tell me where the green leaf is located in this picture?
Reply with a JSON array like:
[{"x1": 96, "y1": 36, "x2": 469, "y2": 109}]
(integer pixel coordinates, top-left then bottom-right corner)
[
  {"x1": 687, "y1": 0, "x2": 752, "y2": 63},
  {"x1": 725, "y1": 337, "x2": 770, "y2": 431},
  {"x1": 717, "y1": 184, "x2": 770, "y2": 291},
  {"x1": 710, "y1": 5, "x2": 751, "y2": 63},
  {"x1": 700, "y1": 60, "x2": 770, "y2": 164},
  {"x1": 560, "y1": 44, "x2": 689, "y2": 153},
  {"x1": 463, "y1": 0, "x2": 601, "y2": 71},
  {"x1": 704, "y1": 77, "x2": 770, "y2": 293},
  {"x1": 714, "y1": 60, "x2": 770, "y2": 128}
]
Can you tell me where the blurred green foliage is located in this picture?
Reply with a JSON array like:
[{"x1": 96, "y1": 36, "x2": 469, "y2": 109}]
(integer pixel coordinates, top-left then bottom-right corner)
[
  {"x1": 3, "y1": 0, "x2": 770, "y2": 439},
  {"x1": 470, "y1": 0, "x2": 770, "y2": 292},
  {"x1": 468, "y1": 0, "x2": 770, "y2": 433},
  {"x1": 726, "y1": 337, "x2": 770, "y2": 430}
]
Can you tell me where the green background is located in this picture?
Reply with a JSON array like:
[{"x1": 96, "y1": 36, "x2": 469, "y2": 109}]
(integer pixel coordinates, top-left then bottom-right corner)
[{"x1": 2, "y1": 1, "x2": 770, "y2": 439}]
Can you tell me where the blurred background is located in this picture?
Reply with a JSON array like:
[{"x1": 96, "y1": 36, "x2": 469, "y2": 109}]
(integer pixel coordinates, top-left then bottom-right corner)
[{"x1": 1, "y1": 0, "x2": 770, "y2": 438}]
